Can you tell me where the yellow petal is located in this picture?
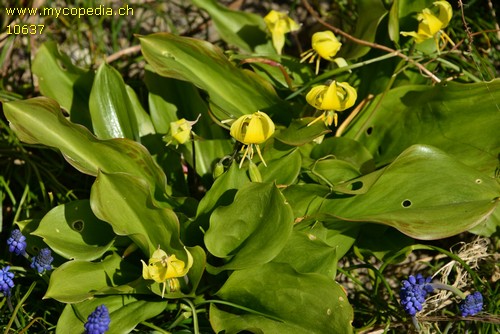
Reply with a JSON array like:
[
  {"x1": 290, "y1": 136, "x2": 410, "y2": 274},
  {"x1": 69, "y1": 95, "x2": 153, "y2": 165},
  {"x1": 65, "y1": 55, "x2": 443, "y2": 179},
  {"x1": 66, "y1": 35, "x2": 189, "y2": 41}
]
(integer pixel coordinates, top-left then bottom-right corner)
[
  {"x1": 230, "y1": 112, "x2": 275, "y2": 145},
  {"x1": 305, "y1": 85, "x2": 328, "y2": 109},
  {"x1": 312, "y1": 31, "x2": 342, "y2": 61},
  {"x1": 264, "y1": 10, "x2": 300, "y2": 54},
  {"x1": 434, "y1": 1, "x2": 452, "y2": 28}
]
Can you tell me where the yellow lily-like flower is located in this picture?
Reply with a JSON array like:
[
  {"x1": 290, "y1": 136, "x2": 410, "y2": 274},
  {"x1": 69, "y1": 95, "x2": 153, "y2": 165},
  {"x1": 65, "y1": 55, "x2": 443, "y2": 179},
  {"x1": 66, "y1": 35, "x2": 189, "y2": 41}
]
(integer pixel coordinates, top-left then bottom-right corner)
[
  {"x1": 141, "y1": 246, "x2": 194, "y2": 298},
  {"x1": 306, "y1": 81, "x2": 357, "y2": 127},
  {"x1": 264, "y1": 10, "x2": 300, "y2": 54},
  {"x1": 401, "y1": 1, "x2": 453, "y2": 46},
  {"x1": 300, "y1": 31, "x2": 345, "y2": 74},
  {"x1": 230, "y1": 111, "x2": 275, "y2": 168},
  {"x1": 164, "y1": 115, "x2": 201, "y2": 147}
]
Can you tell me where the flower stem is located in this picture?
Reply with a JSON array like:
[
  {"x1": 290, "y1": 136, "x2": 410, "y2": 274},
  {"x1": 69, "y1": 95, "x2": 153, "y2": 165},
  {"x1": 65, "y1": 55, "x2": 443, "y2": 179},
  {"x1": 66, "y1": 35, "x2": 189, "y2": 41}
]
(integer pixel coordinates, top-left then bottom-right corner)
[{"x1": 429, "y1": 282, "x2": 467, "y2": 299}]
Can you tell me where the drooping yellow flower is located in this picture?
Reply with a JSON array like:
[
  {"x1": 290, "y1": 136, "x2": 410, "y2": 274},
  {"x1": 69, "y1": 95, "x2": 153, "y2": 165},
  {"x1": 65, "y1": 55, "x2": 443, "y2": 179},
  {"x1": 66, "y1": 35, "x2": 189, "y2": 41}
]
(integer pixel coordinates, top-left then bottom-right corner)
[
  {"x1": 164, "y1": 115, "x2": 200, "y2": 147},
  {"x1": 401, "y1": 1, "x2": 453, "y2": 46},
  {"x1": 230, "y1": 111, "x2": 275, "y2": 168},
  {"x1": 300, "y1": 31, "x2": 345, "y2": 74},
  {"x1": 264, "y1": 10, "x2": 300, "y2": 54},
  {"x1": 306, "y1": 81, "x2": 357, "y2": 127},
  {"x1": 141, "y1": 246, "x2": 193, "y2": 298}
]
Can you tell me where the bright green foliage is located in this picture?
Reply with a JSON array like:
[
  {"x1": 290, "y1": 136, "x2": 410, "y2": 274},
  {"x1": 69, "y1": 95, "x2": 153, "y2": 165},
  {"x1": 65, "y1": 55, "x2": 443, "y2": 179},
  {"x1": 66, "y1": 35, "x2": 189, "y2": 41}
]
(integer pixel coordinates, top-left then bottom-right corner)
[{"x1": 2, "y1": 0, "x2": 500, "y2": 333}]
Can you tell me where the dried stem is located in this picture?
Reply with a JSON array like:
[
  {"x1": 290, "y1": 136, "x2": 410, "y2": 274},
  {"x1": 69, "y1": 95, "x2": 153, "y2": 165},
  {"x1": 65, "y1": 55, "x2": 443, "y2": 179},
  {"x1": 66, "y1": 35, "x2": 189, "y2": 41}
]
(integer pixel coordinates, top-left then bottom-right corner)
[{"x1": 301, "y1": 0, "x2": 442, "y2": 83}]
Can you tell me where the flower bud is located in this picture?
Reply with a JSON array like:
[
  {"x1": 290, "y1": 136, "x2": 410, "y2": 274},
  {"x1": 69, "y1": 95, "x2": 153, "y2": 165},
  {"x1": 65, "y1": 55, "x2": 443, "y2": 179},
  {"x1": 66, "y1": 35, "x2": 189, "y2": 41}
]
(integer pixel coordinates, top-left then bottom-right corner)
[
  {"x1": 213, "y1": 162, "x2": 225, "y2": 179},
  {"x1": 312, "y1": 31, "x2": 342, "y2": 61},
  {"x1": 230, "y1": 111, "x2": 275, "y2": 145},
  {"x1": 248, "y1": 160, "x2": 263, "y2": 182}
]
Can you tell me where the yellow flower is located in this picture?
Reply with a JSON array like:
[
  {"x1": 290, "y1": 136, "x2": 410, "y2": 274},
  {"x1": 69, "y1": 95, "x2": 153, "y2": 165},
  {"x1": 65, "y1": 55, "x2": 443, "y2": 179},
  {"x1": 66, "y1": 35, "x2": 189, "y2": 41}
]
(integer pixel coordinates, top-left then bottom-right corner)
[
  {"x1": 141, "y1": 246, "x2": 193, "y2": 298},
  {"x1": 230, "y1": 111, "x2": 275, "y2": 168},
  {"x1": 306, "y1": 81, "x2": 357, "y2": 127},
  {"x1": 300, "y1": 31, "x2": 344, "y2": 74},
  {"x1": 264, "y1": 10, "x2": 300, "y2": 54},
  {"x1": 164, "y1": 115, "x2": 200, "y2": 147},
  {"x1": 401, "y1": 1, "x2": 453, "y2": 46}
]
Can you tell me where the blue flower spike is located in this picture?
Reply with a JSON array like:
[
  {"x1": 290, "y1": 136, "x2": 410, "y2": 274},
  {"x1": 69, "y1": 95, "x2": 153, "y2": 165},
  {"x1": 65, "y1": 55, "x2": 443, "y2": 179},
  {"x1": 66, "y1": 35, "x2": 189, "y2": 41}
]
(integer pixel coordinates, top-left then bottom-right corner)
[
  {"x1": 84, "y1": 304, "x2": 111, "y2": 334},
  {"x1": 459, "y1": 291, "x2": 483, "y2": 317},
  {"x1": 7, "y1": 228, "x2": 27, "y2": 256},
  {"x1": 400, "y1": 273, "x2": 434, "y2": 316},
  {"x1": 0, "y1": 266, "x2": 15, "y2": 296},
  {"x1": 31, "y1": 248, "x2": 54, "y2": 274}
]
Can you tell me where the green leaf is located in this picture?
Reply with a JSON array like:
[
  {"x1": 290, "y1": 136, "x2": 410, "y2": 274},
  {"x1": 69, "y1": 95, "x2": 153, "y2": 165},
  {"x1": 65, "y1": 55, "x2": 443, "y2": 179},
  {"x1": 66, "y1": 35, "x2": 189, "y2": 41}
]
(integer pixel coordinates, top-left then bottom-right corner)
[
  {"x1": 212, "y1": 262, "x2": 353, "y2": 334},
  {"x1": 275, "y1": 117, "x2": 331, "y2": 146},
  {"x1": 125, "y1": 85, "x2": 155, "y2": 137},
  {"x1": 90, "y1": 171, "x2": 182, "y2": 256},
  {"x1": 343, "y1": 81, "x2": 500, "y2": 176},
  {"x1": 340, "y1": 0, "x2": 388, "y2": 59},
  {"x1": 310, "y1": 137, "x2": 375, "y2": 174},
  {"x1": 3, "y1": 97, "x2": 169, "y2": 199},
  {"x1": 89, "y1": 171, "x2": 206, "y2": 298},
  {"x1": 310, "y1": 158, "x2": 361, "y2": 188},
  {"x1": 189, "y1": 0, "x2": 275, "y2": 54},
  {"x1": 56, "y1": 295, "x2": 167, "y2": 334},
  {"x1": 259, "y1": 148, "x2": 302, "y2": 185},
  {"x1": 139, "y1": 33, "x2": 283, "y2": 119},
  {"x1": 32, "y1": 41, "x2": 94, "y2": 127},
  {"x1": 32, "y1": 200, "x2": 115, "y2": 261},
  {"x1": 205, "y1": 182, "x2": 294, "y2": 272},
  {"x1": 89, "y1": 63, "x2": 139, "y2": 141},
  {"x1": 45, "y1": 253, "x2": 145, "y2": 303},
  {"x1": 273, "y1": 230, "x2": 338, "y2": 278},
  {"x1": 320, "y1": 145, "x2": 500, "y2": 239}
]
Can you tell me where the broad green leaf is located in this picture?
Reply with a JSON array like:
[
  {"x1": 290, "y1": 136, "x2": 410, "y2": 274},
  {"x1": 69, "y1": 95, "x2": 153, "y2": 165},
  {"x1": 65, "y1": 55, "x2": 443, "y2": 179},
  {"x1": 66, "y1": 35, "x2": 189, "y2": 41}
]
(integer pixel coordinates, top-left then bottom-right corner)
[
  {"x1": 90, "y1": 171, "x2": 182, "y2": 256},
  {"x1": 282, "y1": 184, "x2": 330, "y2": 218},
  {"x1": 190, "y1": 0, "x2": 275, "y2": 54},
  {"x1": 212, "y1": 262, "x2": 353, "y2": 334},
  {"x1": 275, "y1": 117, "x2": 331, "y2": 146},
  {"x1": 45, "y1": 253, "x2": 146, "y2": 303},
  {"x1": 343, "y1": 81, "x2": 500, "y2": 176},
  {"x1": 310, "y1": 137, "x2": 375, "y2": 174},
  {"x1": 273, "y1": 230, "x2": 338, "y2": 278},
  {"x1": 139, "y1": 33, "x2": 283, "y2": 119},
  {"x1": 259, "y1": 148, "x2": 301, "y2": 185},
  {"x1": 340, "y1": 0, "x2": 388, "y2": 59},
  {"x1": 310, "y1": 158, "x2": 361, "y2": 188},
  {"x1": 32, "y1": 200, "x2": 115, "y2": 261},
  {"x1": 145, "y1": 69, "x2": 227, "y2": 139},
  {"x1": 32, "y1": 41, "x2": 94, "y2": 127},
  {"x1": 205, "y1": 182, "x2": 294, "y2": 272},
  {"x1": 56, "y1": 295, "x2": 167, "y2": 334},
  {"x1": 89, "y1": 63, "x2": 139, "y2": 141},
  {"x1": 125, "y1": 85, "x2": 155, "y2": 137},
  {"x1": 3, "y1": 97, "x2": 169, "y2": 199},
  {"x1": 320, "y1": 145, "x2": 500, "y2": 239},
  {"x1": 89, "y1": 171, "x2": 206, "y2": 297}
]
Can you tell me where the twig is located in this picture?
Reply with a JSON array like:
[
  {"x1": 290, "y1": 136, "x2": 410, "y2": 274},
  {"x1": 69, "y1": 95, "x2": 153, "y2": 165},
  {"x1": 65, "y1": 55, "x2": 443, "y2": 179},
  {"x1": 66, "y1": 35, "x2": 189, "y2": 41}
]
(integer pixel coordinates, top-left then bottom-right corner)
[
  {"x1": 301, "y1": 0, "x2": 442, "y2": 83},
  {"x1": 105, "y1": 44, "x2": 142, "y2": 64}
]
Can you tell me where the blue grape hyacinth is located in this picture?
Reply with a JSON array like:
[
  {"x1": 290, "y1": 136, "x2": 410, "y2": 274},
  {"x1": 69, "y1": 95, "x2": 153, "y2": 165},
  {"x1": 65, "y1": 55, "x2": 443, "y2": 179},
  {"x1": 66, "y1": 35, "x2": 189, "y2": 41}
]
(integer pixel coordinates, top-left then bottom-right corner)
[
  {"x1": 459, "y1": 291, "x2": 483, "y2": 317},
  {"x1": 84, "y1": 304, "x2": 110, "y2": 334},
  {"x1": 31, "y1": 248, "x2": 54, "y2": 274},
  {"x1": 399, "y1": 274, "x2": 434, "y2": 316},
  {"x1": 7, "y1": 228, "x2": 27, "y2": 256},
  {"x1": 0, "y1": 266, "x2": 15, "y2": 296}
]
